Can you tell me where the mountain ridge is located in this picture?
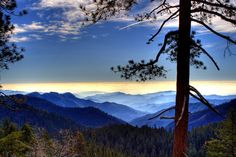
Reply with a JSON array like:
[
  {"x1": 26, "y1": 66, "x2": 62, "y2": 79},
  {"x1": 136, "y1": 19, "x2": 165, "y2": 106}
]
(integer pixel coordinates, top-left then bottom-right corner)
[{"x1": 28, "y1": 92, "x2": 146, "y2": 122}]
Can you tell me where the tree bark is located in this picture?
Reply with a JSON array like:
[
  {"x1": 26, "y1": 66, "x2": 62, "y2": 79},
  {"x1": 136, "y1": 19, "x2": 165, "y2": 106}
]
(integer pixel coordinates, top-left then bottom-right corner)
[{"x1": 172, "y1": 0, "x2": 191, "y2": 157}]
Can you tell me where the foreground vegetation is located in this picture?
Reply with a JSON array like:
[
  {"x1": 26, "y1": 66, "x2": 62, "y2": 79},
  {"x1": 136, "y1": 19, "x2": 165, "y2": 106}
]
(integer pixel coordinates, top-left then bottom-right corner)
[{"x1": 0, "y1": 110, "x2": 235, "y2": 157}]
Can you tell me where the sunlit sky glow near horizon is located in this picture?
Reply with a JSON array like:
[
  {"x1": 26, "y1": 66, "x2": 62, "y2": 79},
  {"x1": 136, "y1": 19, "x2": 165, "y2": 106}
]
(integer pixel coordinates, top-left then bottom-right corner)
[
  {"x1": 1, "y1": 0, "x2": 236, "y2": 95},
  {"x1": 2, "y1": 81, "x2": 236, "y2": 96}
]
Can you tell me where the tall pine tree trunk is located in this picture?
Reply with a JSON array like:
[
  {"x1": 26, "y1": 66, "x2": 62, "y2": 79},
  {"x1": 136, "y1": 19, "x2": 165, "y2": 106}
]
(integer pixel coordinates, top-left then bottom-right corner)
[{"x1": 172, "y1": 0, "x2": 191, "y2": 157}]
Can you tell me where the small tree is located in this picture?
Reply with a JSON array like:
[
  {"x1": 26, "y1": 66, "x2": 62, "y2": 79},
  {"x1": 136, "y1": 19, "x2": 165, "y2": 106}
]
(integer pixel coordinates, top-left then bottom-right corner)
[
  {"x1": 81, "y1": 1, "x2": 236, "y2": 156},
  {"x1": 206, "y1": 110, "x2": 236, "y2": 157},
  {"x1": 0, "y1": 121, "x2": 34, "y2": 157},
  {"x1": 0, "y1": 0, "x2": 26, "y2": 70}
]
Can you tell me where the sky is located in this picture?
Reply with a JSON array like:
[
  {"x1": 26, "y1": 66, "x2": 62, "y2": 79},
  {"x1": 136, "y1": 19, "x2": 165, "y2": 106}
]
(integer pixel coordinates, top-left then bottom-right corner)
[{"x1": 1, "y1": 0, "x2": 236, "y2": 94}]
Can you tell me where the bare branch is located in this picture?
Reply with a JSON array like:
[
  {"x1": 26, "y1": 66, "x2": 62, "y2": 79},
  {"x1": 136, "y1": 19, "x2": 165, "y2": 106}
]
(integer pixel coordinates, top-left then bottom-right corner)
[
  {"x1": 148, "y1": 0, "x2": 167, "y2": 15},
  {"x1": 141, "y1": 0, "x2": 171, "y2": 19},
  {"x1": 191, "y1": 41, "x2": 220, "y2": 70},
  {"x1": 191, "y1": 18, "x2": 236, "y2": 44},
  {"x1": 147, "y1": 9, "x2": 180, "y2": 44},
  {"x1": 189, "y1": 85, "x2": 224, "y2": 119},
  {"x1": 143, "y1": 4, "x2": 180, "y2": 21},
  {"x1": 148, "y1": 106, "x2": 175, "y2": 120},
  {"x1": 191, "y1": 0, "x2": 236, "y2": 11},
  {"x1": 191, "y1": 8, "x2": 236, "y2": 25},
  {"x1": 160, "y1": 116, "x2": 175, "y2": 119}
]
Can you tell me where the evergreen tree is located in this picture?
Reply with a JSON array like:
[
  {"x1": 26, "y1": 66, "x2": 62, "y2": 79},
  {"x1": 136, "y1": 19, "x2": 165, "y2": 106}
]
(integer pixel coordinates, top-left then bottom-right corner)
[
  {"x1": 0, "y1": 121, "x2": 34, "y2": 157},
  {"x1": 21, "y1": 124, "x2": 34, "y2": 144},
  {"x1": 206, "y1": 110, "x2": 236, "y2": 157},
  {"x1": 81, "y1": 1, "x2": 236, "y2": 156},
  {"x1": 0, "y1": 0, "x2": 26, "y2": 70}
]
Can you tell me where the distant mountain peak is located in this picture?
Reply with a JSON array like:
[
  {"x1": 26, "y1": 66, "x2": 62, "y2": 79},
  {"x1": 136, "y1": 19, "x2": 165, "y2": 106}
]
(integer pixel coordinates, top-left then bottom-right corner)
[{"x1": 62, "y1": 92, "x2": 77, "y2": 98}]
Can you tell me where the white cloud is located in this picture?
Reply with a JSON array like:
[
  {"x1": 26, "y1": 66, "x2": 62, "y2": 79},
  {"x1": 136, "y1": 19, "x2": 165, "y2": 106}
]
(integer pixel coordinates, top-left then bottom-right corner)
[
  {"x1": 27, "y1": 0, "x2": 236, "y2": 40},
  {"x1": 118, "y1": 0, "x2": 236, "y2": 35},
  {"x1": 10, "y1": 36, "x2": 30, "y2": 42},
  {"x1": 210, "y1": 17, "x2": 236, "y2": 33},
  {"x1": 14, "y1": 22, "x2": 45, "y2": 34},
  {"x1": 34, "y1": 0, "x2": 94, "y2": 21}
]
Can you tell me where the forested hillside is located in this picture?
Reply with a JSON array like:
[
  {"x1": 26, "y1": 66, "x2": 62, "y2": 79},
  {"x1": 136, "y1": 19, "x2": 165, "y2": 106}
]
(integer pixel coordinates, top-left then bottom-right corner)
[{"x1": 83, "y1": 124, "x2": 219, "y2": 157}]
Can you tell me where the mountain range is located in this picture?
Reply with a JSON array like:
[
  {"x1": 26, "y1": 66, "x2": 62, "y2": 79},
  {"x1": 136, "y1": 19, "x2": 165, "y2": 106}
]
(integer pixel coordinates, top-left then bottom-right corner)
[
  {"x1": 19, "y1": 95, "x2": 125, "y2": 127},
  {"x1": 28, "y1": 92, "x2": 146, "y2": 122},
  {"x1": 0, "y1": 96, "x2": 80, "y2": 132},
  {"x1": 85, "y1": 91, "x2": 236, "y2": 113},
  {"x1": 1, "y1": 90, "x2": 235, "y2": 132},
  {"x1": 130, "y1": 102, "x2": 208, "y2": 128}
]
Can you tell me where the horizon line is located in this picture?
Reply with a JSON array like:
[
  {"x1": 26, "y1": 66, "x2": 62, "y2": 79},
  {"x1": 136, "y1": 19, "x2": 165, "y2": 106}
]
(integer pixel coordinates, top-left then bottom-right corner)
[{"x1": 1, "y1": 80, "x2": 236, "y2": 96}]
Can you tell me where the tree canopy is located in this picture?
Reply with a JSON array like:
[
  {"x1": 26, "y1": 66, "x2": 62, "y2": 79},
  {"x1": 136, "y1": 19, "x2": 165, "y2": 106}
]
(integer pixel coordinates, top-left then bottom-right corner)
[{"x1": 0, "y1": 0, "x2": 26, "y2": 70}]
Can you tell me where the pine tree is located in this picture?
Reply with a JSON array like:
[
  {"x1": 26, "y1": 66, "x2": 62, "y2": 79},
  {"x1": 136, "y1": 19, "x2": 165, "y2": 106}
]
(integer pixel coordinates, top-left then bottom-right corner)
[
  {"x1": 81, "y1": 1, "x2": 236, "y2": 156},
  {"x1": 0, "y1": 0, "x2": 26, "y2": 70},
  {"x1": 206, "y1": 110, "x2": 236, "y2": 157},
  {"x1": 0, "y1": 121, "x2": 33, "y2": 157}
]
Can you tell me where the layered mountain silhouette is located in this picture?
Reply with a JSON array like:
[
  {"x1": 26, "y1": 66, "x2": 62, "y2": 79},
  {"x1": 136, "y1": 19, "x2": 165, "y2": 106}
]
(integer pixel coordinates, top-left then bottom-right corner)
[
  {"x1": 0, "y1": 96, "x2": 80, "y2": 132},
  {"x1": 19, "y1": 95, "x2": 125, "y2": 127},
  {"x1": 130, "y1": 102, "x2": 208, "y2": 128},
  {"x1": 86, "y1": 91, "x2": 236, "y2": 113},
  {"x1": 187, "y1": 98, "x2": 236, "y2": 129},
  {"x1": 1, "y1": 90, "x2": 235, "y2": 132},
  {"x1": 28, "y1": 92, "x2": 146, "y2": 121},
  {"x1": 131, "y1": 99, "x2": 236, "y2": 129}
]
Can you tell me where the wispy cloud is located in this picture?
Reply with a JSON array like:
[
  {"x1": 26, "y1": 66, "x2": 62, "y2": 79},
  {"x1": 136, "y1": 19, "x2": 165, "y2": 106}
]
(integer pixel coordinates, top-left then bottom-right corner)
[
  {"x1": 13, "y1": 0, "x2": 235, "y2": 42},
  {"x1": 12, "y1": 22, "x2": 45, "y2": 42},
  {"x1": 14, "y1": 22, "x2": 45, "y2": 34},
  {"x1": 10, "y1": 36, "x2": 31, "y2": 42}
]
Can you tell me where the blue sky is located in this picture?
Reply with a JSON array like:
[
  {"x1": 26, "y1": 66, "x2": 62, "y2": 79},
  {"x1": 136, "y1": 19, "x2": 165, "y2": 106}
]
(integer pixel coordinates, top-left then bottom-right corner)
[{"x1": 1, "y1": 0, "x2": 236, "y2": 84}]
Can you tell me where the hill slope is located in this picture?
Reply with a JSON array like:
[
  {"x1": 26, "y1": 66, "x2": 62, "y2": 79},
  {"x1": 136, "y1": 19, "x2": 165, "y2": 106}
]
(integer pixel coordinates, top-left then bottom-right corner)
[
  {"x1": 167, "y1": 99, "x2": 236, "y2": 129},
  {"x1": 0, "y1": 96, "x2": 79, "y2": 132},
  {"x1": 130, "y1": 102, "x2": 208, "y2": 128},
  {"x1": 23, "y1": 95, "x2": 125, "y2": 127},
  {"x1": 28, "y1": 92, "x2": 145, "y2": 121}
]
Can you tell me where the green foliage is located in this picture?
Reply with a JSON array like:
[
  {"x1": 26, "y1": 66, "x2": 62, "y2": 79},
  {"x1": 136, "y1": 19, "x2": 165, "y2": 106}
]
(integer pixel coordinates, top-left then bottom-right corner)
[
  {"x1": 188, "y1": 123, "x2": 219, "y2": 157},
  {"x1": 0, "y1": 0, "x2": 26, "y2": 70},
  {"x1": 0, "y1": 120, "x2": 34, "y2": 157},
  {"x1": 206, "y1": 110, "x2": 236, "y2": 157},
  {"x1": 86, "y1": 142, "x2": 128, "y2": 157},
  {"x1": 20, "y1": 124, "x2": 34, "y2": 144},
  {"x1": 111, "y1": 30, "x2": 211, "y2": 81},
  {"x1": 84, "y1": 125, "x2": 173, "y2": 157},
  {"x1": 0, "y1": 131, "x2": 30, "y2": 157},
  {"x1": 83, "y1": 124, "x2": 222, "y2": 157},
  {"x1": 0, "y1": 120, "x2": 225, "y2": 157}
]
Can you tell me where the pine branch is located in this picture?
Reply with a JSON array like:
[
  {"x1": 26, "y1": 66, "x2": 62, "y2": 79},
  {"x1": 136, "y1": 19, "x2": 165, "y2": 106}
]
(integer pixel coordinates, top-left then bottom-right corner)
[
  {"x1": 111, "y1": 30, "x2": 178, "y2": 81},
  {"x1": 151, "y1": 30, "x2": 179, "y2": 63}
]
